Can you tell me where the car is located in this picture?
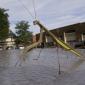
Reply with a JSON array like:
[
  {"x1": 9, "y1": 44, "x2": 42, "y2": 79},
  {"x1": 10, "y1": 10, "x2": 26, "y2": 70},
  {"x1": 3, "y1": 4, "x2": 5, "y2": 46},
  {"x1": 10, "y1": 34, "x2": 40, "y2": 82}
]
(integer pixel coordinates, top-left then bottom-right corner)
[{"x1": 19, "y1": 46, "x2": 24, "y2": 49}]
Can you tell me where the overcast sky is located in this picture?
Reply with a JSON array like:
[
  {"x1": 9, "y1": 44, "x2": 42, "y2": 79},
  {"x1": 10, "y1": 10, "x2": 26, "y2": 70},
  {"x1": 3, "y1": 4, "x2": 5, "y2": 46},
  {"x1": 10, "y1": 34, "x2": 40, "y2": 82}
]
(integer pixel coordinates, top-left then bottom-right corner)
[{"x1": 0, "y1": 0, "x2": 85, "y2": 34}]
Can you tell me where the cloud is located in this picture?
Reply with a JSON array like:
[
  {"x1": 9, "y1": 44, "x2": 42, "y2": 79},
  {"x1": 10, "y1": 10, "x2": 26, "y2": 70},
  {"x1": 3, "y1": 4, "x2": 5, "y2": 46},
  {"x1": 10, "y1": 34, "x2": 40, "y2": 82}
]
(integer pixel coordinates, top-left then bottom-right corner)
[{"x1": 0, "y1": 0, "x2": 85, "y2": 34}]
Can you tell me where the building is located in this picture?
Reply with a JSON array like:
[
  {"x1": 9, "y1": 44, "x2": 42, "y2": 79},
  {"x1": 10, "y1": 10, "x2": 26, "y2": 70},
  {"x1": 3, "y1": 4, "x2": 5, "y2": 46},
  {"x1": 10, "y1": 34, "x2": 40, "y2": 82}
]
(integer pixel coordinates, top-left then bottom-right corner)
[
  {"x1": 0, "y1": 30, "x2": 16, "y2": 50},
  {"x1": 33, "y1": 22, "x2": 85, "y2": 48},
  {"x1": 33, "y1": 35, "x2": 37, "y2": 43},
  {"x1": 5, "y1": 30, "x2": 16, "y2": 49},
  {"x1": 5, "y1": 37, "x2": 15, "y2": 49}
]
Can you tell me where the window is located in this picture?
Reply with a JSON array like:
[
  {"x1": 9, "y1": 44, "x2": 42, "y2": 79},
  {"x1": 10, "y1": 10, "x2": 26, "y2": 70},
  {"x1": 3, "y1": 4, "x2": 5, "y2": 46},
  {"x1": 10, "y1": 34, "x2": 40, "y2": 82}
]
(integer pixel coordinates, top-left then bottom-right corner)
[{"x1": 65, "y1": 32, "x2": 76, "y2": 42}]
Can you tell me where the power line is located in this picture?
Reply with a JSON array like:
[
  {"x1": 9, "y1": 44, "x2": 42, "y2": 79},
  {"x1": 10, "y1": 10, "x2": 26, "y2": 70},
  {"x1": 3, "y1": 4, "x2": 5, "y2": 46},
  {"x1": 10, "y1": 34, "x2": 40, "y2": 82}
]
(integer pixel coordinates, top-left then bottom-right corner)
[{"x1": 17, "y1": 0, "x2": 34, "y2": 19}]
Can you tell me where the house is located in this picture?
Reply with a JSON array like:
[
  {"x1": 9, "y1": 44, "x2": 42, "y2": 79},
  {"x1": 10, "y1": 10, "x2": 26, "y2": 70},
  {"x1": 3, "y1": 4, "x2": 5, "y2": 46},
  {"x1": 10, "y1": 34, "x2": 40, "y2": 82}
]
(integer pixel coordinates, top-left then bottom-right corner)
[
  {"x1": 33, "y1": 22, "x2": 85, "y2": 48},
  {"x1": 0, "y1": 30, "x2": 16, "y2": 50},
  {"x1": 5, "y1": 30, "x2": 16, "y2": 49}
]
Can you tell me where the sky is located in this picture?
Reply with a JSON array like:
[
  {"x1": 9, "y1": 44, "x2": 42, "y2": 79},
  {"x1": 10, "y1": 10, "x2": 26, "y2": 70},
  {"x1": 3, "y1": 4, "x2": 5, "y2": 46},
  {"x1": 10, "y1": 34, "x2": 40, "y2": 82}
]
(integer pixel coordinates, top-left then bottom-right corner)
[{"x1": 0, "y1": 0, "x2": 85, "y2": 35}]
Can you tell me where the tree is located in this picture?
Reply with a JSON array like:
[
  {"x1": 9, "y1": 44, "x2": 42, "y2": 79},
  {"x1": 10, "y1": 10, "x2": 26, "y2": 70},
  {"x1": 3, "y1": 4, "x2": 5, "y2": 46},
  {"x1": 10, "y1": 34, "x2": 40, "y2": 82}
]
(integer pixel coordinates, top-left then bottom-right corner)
[
  {"x1": 0, "y1": 8, "x2": 9, "y2": 40},
  {"x1": 15, "y1": 21, "x2": 33, "y2": 46}
]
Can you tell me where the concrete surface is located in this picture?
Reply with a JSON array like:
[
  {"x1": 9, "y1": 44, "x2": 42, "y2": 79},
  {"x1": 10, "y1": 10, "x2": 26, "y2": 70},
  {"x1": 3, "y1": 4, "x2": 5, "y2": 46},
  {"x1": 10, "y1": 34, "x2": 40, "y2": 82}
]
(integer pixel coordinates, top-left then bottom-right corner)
[{"x1": 0, "y1": 48, "x2": 85, "y2": 85}]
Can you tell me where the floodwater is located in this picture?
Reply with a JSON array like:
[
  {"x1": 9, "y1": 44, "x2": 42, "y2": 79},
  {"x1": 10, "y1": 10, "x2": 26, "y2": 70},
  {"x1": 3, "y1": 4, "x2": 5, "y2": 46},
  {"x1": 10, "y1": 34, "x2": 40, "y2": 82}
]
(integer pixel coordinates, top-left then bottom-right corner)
[{"x1": 0, "y1": 48, "x2": 85, "y2": 85}]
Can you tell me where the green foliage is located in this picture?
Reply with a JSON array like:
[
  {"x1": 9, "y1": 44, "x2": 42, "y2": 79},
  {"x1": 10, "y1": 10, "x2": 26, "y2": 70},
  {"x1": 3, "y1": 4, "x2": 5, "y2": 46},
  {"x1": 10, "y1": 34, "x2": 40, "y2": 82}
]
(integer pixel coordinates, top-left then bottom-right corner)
[
  {"x1": 0, "y1": 8, "x2": 9, "y2": 40},
  {"x1": 15, "y1": 21, "x2": 33, "y2": 46}
]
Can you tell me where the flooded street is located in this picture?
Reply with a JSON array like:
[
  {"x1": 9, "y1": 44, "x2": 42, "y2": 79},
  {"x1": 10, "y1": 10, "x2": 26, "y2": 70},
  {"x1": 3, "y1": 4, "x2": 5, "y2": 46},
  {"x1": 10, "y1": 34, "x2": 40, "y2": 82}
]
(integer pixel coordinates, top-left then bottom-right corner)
[{"x1": 0, "y1": 48, "x2": 85, "y2": 85}]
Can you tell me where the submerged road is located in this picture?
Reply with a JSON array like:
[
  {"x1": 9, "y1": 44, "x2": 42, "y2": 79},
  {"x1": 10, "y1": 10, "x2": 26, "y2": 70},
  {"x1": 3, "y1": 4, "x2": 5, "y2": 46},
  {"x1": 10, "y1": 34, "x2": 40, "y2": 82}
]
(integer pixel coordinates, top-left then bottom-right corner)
[{"x1": 0, "y1": 48, "x2": 85, "y2": 85}]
